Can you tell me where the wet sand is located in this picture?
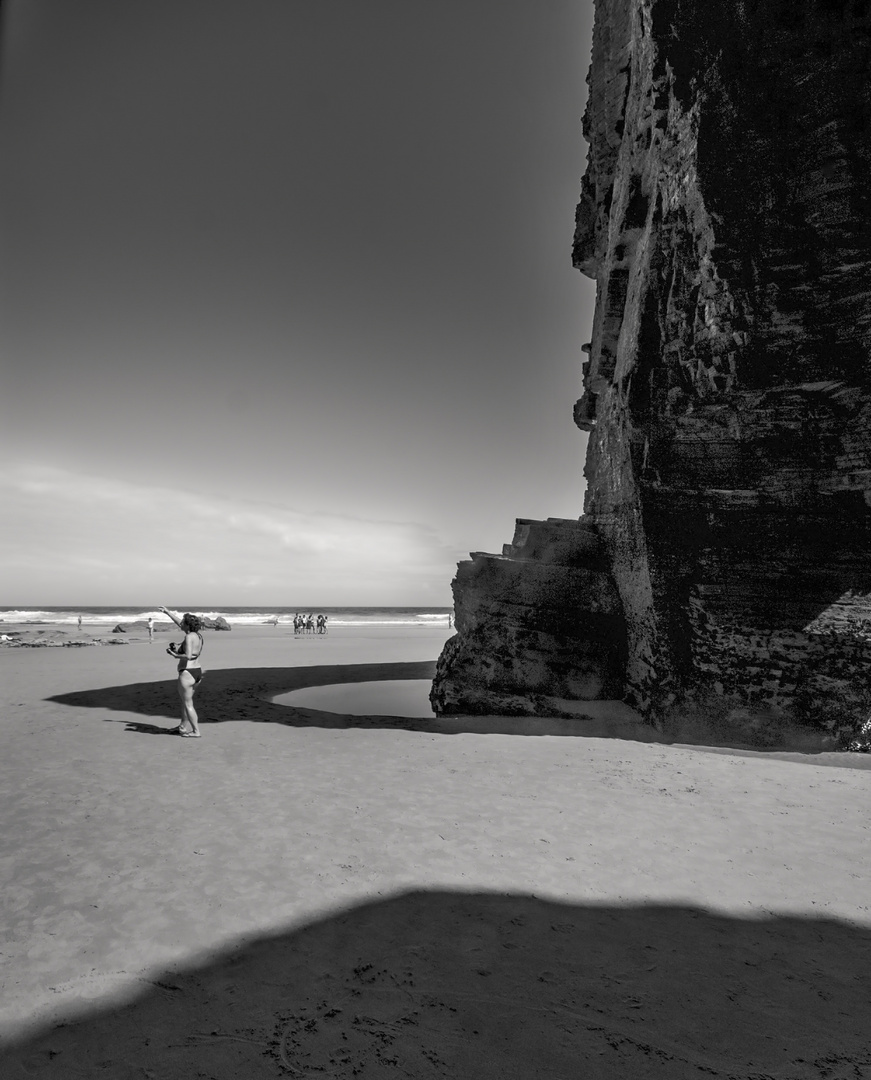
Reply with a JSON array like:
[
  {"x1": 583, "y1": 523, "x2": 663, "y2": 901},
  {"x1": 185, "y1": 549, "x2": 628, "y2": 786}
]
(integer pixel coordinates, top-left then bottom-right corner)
[{"x1": 1, "y1": 623, "x2": 870, "y2": 1078}]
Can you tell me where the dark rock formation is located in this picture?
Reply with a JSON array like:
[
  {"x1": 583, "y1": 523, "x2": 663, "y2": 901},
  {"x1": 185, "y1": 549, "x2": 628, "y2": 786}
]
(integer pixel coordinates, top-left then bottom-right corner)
[
  {"x1": 434, "y1": 0, "x2": 871, "y2": 748},
  {"x1": 1, "y1": 633, "x2": 128, "y2": 648},
  {"x1": 431, "y1": 519, "x2": 626, "y2": 716}
]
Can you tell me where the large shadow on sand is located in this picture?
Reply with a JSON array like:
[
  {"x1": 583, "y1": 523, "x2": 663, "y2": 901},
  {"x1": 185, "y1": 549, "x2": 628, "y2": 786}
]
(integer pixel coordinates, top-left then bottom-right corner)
[
  {"x1": 48, "y1": 661, "x2": 442, "y2": 732},
  {"x1": 45, "y1": 663, "x2": 871, "y2": 764},
  {"x1": 47, "y1": 661, "x2": 659, "y2": 740},
  {"x1": 1, "y1": 890, "x2": 870, "y2": 1078}
]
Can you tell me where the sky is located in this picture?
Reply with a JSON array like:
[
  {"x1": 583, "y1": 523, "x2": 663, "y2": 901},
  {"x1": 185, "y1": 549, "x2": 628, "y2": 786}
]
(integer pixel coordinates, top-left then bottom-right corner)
[{"x1": 0, "y1": 0, "x2": 596, "y2": 606}]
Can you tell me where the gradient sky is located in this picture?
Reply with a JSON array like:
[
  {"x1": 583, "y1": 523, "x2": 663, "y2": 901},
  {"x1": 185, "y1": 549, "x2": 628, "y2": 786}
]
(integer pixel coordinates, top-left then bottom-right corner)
[{"x1": 0, "y1": 0, "x2": 595, "y2": 606}]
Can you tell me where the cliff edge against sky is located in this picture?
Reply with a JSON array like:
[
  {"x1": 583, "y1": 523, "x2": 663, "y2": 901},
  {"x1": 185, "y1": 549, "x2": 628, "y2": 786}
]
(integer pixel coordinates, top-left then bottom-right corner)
[{"x1": 432, "y1": 0, "x2": 871, "y2": 749}]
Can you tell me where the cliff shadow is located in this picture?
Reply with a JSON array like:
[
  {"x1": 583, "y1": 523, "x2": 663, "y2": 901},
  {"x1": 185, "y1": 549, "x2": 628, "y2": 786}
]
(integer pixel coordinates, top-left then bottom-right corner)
[
  {"x1": 2, "y1": 890, "x2": 870, "y2": 1078},
  {"x1": 46, "y1": 663, "x2": 871, "y2": 759},
  {"x1": 47, "y1": 661, "x2": 662, "y2": 740}
]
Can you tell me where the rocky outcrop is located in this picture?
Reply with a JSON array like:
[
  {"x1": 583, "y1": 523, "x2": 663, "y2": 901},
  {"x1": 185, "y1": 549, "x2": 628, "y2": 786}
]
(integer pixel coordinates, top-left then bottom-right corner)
[
  {"x1": 1, "y1": 632, "x2": 128, "y2": 648},
  {"x1": 434, "y1": 0, "x2": 871, "y2": 748},
  {"x1": 193, "y1": 616, "x2": 232, "y2": 630},
  {"x1": 431, "y1": 518, "x2": 626, "y2": 716}
]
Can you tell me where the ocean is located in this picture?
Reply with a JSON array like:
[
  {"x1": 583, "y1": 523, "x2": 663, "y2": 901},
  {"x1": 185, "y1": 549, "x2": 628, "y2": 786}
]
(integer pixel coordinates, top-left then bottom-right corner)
[{"x1": 0, "y1": 606, "x2": 453, "y2": 628}]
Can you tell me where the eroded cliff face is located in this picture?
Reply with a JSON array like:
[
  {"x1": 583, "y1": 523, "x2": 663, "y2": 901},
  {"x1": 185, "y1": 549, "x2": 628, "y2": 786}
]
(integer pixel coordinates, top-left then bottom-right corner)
[
  {"x1": 433, "y1": 0, "x2": 871, "y2": 748},
  {"x1": 430, "y1": 519, "x2": 626, "y2": 717}
]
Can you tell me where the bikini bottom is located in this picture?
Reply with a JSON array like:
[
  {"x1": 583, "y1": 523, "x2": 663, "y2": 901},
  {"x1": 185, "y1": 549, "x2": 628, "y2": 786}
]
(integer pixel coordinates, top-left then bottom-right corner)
[{"x1": 183, "y1": 668, "x2": 204, "y2": 684}]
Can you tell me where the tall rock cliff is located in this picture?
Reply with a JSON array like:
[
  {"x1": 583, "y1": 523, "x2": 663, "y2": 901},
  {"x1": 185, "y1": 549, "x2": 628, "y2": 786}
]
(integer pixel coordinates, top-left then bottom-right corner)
[{"x1": 432, "y1": 0, "x2": 871, "y2": 748}]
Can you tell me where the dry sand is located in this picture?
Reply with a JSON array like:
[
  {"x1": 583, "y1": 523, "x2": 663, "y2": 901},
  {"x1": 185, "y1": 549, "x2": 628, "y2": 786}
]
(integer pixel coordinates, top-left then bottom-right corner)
[{"x1": 1, "y1": 622, "x2": 870, "y2": 1078}]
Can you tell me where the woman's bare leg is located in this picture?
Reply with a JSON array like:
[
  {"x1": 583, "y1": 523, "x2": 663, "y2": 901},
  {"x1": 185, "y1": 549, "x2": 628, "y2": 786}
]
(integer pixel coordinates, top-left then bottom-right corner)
[
  {"x1": 175, "y1": 678, "x2": 191, "y2": 733},
  {"x1": 180, "y1": 673, "x2": 200, "y2": 735}
]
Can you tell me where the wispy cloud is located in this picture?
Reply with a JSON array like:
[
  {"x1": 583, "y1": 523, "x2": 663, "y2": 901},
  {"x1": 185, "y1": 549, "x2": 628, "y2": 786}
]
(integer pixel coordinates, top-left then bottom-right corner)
[{"x1": 0, "y1": 463, "x2": 460, "y2": 603}]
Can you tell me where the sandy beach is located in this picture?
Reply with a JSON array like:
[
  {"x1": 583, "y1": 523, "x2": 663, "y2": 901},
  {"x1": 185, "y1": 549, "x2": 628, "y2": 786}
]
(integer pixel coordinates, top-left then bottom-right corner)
[{"x1": 1, "y1": 621, "x2": 870, "y2": 1078}]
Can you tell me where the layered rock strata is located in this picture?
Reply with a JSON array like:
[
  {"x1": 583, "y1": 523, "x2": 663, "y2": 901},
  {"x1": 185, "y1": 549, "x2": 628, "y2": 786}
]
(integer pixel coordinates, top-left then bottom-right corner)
[
  {"x1": 430, "y1": 518, "x2": 626, "y2": 716},
  {"x1": 434, "y1": 0, "x2": 871, "y2": 747}
]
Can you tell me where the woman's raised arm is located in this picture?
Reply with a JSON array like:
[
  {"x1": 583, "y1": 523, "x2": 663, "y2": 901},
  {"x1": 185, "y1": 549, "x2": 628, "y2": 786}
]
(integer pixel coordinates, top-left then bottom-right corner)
[{"x1": 158, "y1": 605, "x2": 184, "y2": 629}]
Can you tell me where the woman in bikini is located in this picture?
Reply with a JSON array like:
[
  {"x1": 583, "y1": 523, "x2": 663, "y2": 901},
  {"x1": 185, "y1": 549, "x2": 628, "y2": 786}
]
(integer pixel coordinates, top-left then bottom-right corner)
[{"x1": 158, "y1": 606, "x2": 204, "y2": 737}]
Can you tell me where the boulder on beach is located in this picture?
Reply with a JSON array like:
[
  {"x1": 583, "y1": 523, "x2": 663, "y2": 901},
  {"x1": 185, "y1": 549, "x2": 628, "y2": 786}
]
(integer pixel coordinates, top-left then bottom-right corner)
[{"x1": 111, "y1": 624, "x2": 127, "y2": 633}]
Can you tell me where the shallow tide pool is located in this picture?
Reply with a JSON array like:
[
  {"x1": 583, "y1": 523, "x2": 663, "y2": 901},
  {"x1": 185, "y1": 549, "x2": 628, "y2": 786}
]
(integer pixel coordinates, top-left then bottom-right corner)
[{"x1": 274, "y1": 679, "x2": 434, "y2": 718}]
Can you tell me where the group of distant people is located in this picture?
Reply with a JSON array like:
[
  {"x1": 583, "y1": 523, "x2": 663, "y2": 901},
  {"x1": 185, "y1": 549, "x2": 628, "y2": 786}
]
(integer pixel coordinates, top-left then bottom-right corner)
[
  {"x1": 293, "y1": 612, "x2": 328, "y2": 635},
  {"x1": 265, "y1": 613, "x2": 329, "y2": 634}
]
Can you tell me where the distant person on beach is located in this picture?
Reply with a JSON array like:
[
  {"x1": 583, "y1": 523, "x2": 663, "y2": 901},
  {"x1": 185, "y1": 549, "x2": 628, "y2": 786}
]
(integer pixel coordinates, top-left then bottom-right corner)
[
  {"x1": 159, "y1": 606, "x2": 204, "y2": 738},
  {"x1": 147, "y1": 616, "x2": 154, "y2": 643},
  {"x1": 77, "y1": 615, "x2": 82, "y2": 631},
  {"x1": 306, "y1": 613, "x2": 315, "y2": 634}
]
